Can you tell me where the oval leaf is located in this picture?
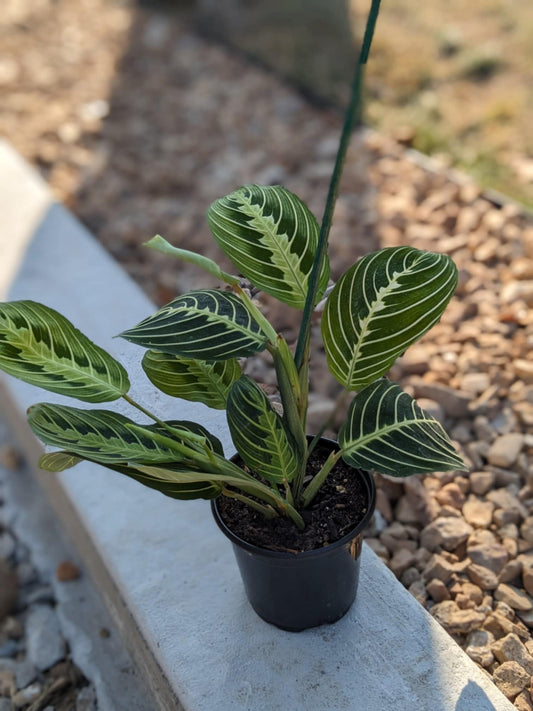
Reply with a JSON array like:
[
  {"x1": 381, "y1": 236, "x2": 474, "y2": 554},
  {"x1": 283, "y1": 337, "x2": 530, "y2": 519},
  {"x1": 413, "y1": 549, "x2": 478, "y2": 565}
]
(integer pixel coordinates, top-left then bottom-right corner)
[
  {"x1": 0, "y1": 301, "x2": 130, "y2": 402},
  {"x1": 339, "y1": 379, "x2": 466, "y2": 477},
  {"x1": 40, "y1": 450, "x2": 222, "y2": 500},
  {"x1": 142, "y1": 350, "x2": 241, "y2": 410},
  {"x1": 119, "y1": 290, "x2": 268, "y2": 360},
  {"x1": 321, "y1": 247, "x2": 458, "y2": 390},
  {"x1": 226, "y1": 376, "x2": 299, "y2": 484},
  {"x1": 207, "y1": 185, "x2": 330, "y2": 309},
  {"x1": 27, "y1": 403, "x2": 218, "y2": 465}
]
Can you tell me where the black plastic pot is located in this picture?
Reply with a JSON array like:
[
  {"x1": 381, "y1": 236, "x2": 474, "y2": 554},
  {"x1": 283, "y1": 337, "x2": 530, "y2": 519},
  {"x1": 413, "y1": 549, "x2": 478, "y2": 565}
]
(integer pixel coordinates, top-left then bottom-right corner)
[{"x1": 211, "y1": 441, "x2": 376, "y2": 632}]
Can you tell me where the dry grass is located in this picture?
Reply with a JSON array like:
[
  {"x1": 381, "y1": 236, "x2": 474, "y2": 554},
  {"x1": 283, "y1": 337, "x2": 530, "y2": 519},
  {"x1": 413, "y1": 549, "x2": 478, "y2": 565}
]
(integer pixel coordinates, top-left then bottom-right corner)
[{"x1": 196, "y1": 0, "x2": 533, "y2": 206}]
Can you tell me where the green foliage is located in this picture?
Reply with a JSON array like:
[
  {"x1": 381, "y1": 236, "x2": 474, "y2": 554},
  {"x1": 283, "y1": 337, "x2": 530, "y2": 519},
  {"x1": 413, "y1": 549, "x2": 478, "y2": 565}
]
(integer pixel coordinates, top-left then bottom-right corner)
[
  {"x1": 0, "y1": 0, "x2": 466, "y2": 531},
  {"x1": 0, "y1": 301, "x2": 129, "y2": 403},
  {"x1": 207, "y1": 185, "x2": 330, "y2": 309}
]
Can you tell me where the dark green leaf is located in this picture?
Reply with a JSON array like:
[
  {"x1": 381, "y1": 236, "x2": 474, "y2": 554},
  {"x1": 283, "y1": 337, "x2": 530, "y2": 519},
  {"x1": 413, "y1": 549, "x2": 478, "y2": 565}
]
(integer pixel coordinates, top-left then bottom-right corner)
[
  {"x1": 322, "y1": 247, "x2": 458, "y2": 389},
  {"x1": 339, "y1": 379, "x2": 466, "y2": 476},
  {"x1": 142, "y1": 350, "x2": 241, "y2": 410},
  {"x1": 119, "y1": 290, "x2": 268, "y2": 360},
  {"x1": 226, "y1": 376, "x2": 299, "y2": 484},
  {"x1": 208, "y1": 185, "x2": 330, "y2": 308},
  {"x1": 0, "y1": 301, "x2": 129, "y2": 402}
]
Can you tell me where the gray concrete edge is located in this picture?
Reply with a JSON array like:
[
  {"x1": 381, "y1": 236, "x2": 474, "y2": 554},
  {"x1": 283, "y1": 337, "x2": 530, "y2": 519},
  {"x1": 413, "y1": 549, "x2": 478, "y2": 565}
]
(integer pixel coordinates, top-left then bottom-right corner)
[{"x1": 0, "y1": 140, "x2": 515, "y2": 710}]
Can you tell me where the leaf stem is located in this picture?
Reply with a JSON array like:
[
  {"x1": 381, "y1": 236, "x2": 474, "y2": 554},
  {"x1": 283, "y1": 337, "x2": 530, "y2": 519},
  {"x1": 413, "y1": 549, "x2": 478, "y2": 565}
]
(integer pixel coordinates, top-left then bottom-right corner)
[
  {"x1": 301, "y1": 449, "x2": 343, "y2": 508},
  {"x1": 294, "y1": 0, "x2": 382, "y2": 372},
  {"x1": 221, "y1": 489, "x2": 278, "y2": 519},
  {"x1": 121, "y1": 393, "x2": 205, "y2": 445}
]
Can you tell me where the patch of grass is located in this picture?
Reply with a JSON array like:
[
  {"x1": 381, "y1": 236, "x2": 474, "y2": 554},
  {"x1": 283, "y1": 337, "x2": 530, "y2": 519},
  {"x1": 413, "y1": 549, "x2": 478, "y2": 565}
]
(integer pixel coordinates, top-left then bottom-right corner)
[
  {"x1": 411, "y1": 123, "x2": 449, "y2": 155},
  {"x1": 458, "y1": 46, "x2": 506, "y2": 81}
]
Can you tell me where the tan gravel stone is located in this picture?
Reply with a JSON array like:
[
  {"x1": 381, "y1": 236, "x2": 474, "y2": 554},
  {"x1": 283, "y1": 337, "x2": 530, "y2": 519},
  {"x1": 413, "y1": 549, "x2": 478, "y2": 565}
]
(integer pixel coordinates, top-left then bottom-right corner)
[
  {"x1": 389, "y1": 548, "x2": 417, "y2": 578},
  {"x1": 408, "y1": 579, "x2": 427, "y2": 606},
  {"x1": 484, "y1": 612, "x2": 529, "y2": 640},
  {"x1": 462, "y1": 496, "x2": 494, "y2": 527},
  {"x1": 514, "y1": 690, "x2": 533, "y2": 711},
  {"x1": 491, "y1": 633, "x2": 533, "y2": 674},
  {"x1": 411, "y1": 379, "x2": 473, "y2": 418},
  {"x1": 468, "y1": 542, "x2": 509, "y2": 575},
  {"x1": 465, "y1": 629, "x2": 495, "y2": 667},
  {"x1": 521, "y1": 518, "x2": 533, "y2": 544},
  {"x1": 435, "y1": 483, "x2": 465, "y2": 510},
  {"x1": 523, "y1": 566, "x2": 533, "y2": 597},
  {"x1": 513, "y1": 360, "x2": 533, "y2": 383},
  {"x1": 493, "y1": 661, "x2": 530, "y2": 698},
  {"x1": 495, "y1": 584, "x2": 533, "y2": 612},
  {"x1": 426, "y1": 577, "x2": 450, "y2": 602},
  {"x1": 420, "y1": 517, "x2": 473, "y2": 552},
  {"x1": 499, "y1": 560, "x2": 523, "y2": 585},
  {"x1": 375, "y1": 489, "x2": 393, "y2": 523},
  {"x1": 422, "y1": 554, "x2": 458, "y2": 583},
  {"x1": 487, "y1": 433, "x2": 525, "y2": 468},
  {"x1": 469, "y1": 471, "x2": 496, "y2": 496},
  {"x1": 468, "y1": 563, "x2": 500, "y2": 590},
  {"x1": 394, "y1": 495, "x2": 420, "y2": 525},
  {"x1": 430, "y1": 600, "x2": 486, "y2": 635}
]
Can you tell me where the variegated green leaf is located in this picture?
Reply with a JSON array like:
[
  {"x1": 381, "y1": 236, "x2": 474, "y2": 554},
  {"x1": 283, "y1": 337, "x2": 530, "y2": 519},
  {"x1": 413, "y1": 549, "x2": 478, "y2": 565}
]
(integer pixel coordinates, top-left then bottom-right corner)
[
  {"x1": 27, "y1": 404, "x2": 219, "y2": 465},
  {"x1": 145, "y1": 235, "x2": 239, "y2": 286},
  {"x1": 339, "y1": 379, "x2": 466, "y2": 477},
  {"x1": 39, "y1": 451, "x2": 83, "y2": 472},
  {"x1": 0, "y1": 301, "x2": 130, "y2": 402},
  {"x1": 119, "y1": 290, "x2": 268, "y2": 360},
  {"x1": 142, "y1": 350, "x2": 241, "y2": 410},
  {"x1": 207, "y1": 185, "x2": 330, "y2": 309},
  {"x1": 39, "y1": 450, "x2": 221, "y2": 499},
  {"x1": 321, "y1": 247, "x2": 458, "y2": 390},
  {"x1": 226, "y1": 376, "x2": 299, "y2": 484}
]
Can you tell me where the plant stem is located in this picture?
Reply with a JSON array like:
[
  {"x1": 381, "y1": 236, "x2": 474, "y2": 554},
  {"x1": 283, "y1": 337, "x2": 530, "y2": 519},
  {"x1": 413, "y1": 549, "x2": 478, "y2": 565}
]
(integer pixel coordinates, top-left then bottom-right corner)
[
  {"x1": 221, "y1": 489, "x2": 277, "y2": 519},
  {"x1": 301, "y1": 449, "x2": 343, "y2": 508},
  {"x1": 122, "y1": 393, "x2": 205, "y2": 445},
  {"x1": 232, "y1": 284, "x2": 278, "y2": 345},
  {"x1": 294, "y1": 0, "x2": 382, "y2": 372}
]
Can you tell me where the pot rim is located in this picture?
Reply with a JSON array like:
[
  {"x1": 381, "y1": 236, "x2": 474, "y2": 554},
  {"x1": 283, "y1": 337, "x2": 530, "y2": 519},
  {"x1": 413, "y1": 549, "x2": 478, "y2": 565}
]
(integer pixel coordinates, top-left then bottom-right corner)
[{"x1": 211, "y1": 438, "x2": 376, "y2": 560}]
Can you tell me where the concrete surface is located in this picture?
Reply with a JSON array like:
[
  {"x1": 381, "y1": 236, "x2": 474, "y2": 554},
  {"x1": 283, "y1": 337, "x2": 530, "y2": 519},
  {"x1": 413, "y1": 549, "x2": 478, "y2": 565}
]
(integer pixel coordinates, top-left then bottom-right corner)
[
  {"x1": 0, "y1": 140, "x2": 516, "y2": 710},
  {"x1": 0, "y1": 418, "x2": 155, "y2": 711}
]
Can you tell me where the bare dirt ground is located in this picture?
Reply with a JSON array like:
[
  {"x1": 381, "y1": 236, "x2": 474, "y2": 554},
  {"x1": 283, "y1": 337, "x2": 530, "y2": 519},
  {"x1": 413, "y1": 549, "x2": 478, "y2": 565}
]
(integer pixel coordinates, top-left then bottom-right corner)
[{"x1": 1, "y1": 1, "x2": 533, "y2": 709}]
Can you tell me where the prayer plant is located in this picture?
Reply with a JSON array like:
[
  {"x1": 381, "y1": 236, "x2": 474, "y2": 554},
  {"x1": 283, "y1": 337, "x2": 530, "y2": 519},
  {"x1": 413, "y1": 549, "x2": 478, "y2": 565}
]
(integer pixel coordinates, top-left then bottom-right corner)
[{"x1": 0, "y1": 0, "x2": 465, "y2": 532}]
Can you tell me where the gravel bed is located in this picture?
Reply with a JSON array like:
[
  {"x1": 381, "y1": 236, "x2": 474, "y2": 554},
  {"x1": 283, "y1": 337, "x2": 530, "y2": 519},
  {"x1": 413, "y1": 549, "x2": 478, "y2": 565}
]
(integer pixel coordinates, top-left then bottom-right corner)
[
  {"x1": 0, "y1": 441, "x2": 97, "y2": 711},
  {"x1": 2, "y1": 1, "x2": 533, "y2": 708}
]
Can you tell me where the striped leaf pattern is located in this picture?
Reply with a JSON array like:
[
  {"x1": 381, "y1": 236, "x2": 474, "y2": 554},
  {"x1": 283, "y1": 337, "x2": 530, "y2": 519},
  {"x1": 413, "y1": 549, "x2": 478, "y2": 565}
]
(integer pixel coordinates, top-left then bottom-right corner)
[
  {"x1": 207, "y1": 185, "x2": 330, "y2": 308},
  {"x1": 0, "y1": 301, "x2": 129, "y2": 402},
  {"x1": 39, "y1": 451, "x2": 222, "y2": 500},
  {"x1": 142, "y1": 350, "x2": 241, "y2": 410},
  {"x1": 321, "y1": 247, "x2": 458, "y2": 390},
  {"x1": 339, "y1": 379, "x2": 466, "y2": 477},
  {"x1": 119, "y1": 290, "x2": 268, "y2": 360},
  {"x1": 27, "y1": 403, "x2": 222, "y2": 465},
  {"x1": 226, "y1": 376, "x2": 299, "y2": 484}
]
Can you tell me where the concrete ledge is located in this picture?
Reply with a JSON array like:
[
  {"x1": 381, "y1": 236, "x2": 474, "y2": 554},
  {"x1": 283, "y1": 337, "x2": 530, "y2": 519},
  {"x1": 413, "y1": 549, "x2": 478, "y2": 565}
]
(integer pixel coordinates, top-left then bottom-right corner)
[{"x1": 0, "y1": 140, "x2": 515, "y2": 710}]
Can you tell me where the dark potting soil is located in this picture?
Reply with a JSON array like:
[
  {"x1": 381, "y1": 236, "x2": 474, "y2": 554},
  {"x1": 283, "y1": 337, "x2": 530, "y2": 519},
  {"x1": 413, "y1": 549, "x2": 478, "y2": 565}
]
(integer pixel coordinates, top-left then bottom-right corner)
[{"x1": 217, "y1": 440, "x2": 370, "y2": 553}]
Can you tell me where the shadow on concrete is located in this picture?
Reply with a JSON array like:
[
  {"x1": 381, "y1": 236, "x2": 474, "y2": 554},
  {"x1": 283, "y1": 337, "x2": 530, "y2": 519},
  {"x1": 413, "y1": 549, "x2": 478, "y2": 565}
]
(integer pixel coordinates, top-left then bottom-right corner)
[{"x1": 455, "y1": 680, "x2": 503, "y2": 711}]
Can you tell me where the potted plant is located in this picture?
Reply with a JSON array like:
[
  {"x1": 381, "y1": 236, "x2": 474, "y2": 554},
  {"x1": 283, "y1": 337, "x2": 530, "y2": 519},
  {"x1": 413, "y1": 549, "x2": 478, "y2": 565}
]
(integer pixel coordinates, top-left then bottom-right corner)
[{"x1": 0, "y1": 0, "x2": 465, "y2": 631}]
